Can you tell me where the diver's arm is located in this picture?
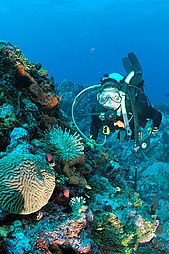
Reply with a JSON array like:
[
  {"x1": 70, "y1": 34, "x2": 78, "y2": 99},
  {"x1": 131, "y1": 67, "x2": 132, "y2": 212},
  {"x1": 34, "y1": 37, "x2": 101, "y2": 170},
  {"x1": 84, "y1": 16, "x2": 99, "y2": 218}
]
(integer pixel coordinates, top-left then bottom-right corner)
[
  {"x1": 137, "y1": 102, "x2": 162, "y2": 129},
  {"x1": 90, "y1": 121, "x2": 100, "y2": 141},
  {"x1": 90, "y1": 104, "x2": 102, "y2": 141},
  {"x1": 146, "y1": 107, "x2": 162, "y2": 129}
]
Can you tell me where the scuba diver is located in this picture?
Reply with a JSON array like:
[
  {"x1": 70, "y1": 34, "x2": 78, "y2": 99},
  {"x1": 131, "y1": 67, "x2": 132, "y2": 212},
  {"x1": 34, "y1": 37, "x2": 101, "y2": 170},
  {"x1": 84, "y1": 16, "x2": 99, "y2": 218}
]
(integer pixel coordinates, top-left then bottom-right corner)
[
  {"x1": 90, "y1": 73, "x2": 162, "y2": 143},
  {"x1": 72, "y1": 52, "x2": 162, "y2": 152}
]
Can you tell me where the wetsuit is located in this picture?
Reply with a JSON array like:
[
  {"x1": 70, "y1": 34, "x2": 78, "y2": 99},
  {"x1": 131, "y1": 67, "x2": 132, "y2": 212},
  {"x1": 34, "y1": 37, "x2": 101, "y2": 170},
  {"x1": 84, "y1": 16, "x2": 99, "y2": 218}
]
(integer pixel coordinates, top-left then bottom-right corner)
[{"x1": 90, "y1": 93, "x2": 162, "y2": 141}]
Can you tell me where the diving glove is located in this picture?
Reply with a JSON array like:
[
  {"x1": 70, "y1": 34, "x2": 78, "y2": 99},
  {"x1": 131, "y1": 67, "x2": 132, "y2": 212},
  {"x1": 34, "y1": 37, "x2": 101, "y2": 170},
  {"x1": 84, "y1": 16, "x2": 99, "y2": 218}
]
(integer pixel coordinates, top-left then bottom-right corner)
[
  {"x1": 87, "y1": 139, "x2": 96, "y2": 148},
  {"x1": 148, "y1": 127, "x2": 158, "y2": 134}
]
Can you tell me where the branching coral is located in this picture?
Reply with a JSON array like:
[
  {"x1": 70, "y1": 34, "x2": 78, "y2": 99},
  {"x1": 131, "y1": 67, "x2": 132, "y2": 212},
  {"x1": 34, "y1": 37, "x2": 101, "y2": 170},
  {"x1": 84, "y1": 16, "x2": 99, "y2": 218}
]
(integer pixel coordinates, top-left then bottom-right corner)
[
  {"x1": 69, "y1": 196, "x2": 88, "y2": 217},
  {"x1": 43, "y1": 125, "x2": 84, "y2": 161}
]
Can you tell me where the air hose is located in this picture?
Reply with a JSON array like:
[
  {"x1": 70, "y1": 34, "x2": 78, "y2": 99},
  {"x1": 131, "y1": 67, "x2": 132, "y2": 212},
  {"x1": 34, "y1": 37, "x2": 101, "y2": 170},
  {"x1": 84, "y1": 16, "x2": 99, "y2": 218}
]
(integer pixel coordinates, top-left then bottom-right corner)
[{"x1": 71, "y1": 84, "x2": 107, "y2": 146}]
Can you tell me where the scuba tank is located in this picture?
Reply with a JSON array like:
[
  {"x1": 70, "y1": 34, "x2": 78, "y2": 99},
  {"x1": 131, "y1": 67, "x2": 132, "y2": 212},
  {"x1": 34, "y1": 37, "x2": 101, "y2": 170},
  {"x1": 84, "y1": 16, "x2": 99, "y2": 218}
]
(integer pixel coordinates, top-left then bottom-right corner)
[{"x1": 122, "y1": 52, "x2": 153, "y2": 152}]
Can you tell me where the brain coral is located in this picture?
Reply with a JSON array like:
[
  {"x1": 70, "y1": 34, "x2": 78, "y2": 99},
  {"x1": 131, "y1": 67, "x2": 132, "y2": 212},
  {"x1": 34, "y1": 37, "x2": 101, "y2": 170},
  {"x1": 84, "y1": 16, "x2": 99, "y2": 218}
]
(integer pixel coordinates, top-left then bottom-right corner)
[{"x1": 0, "y1": 153, "x2": 55, "y2": 214}]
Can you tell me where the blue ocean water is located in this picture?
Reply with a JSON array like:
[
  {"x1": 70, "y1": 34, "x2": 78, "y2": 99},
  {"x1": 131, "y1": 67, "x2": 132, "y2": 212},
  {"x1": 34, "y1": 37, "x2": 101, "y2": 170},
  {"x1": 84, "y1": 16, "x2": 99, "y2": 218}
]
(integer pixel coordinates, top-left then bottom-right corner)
[{"x1": 1, "y1": 0, "x2": 169, "y2": 104}]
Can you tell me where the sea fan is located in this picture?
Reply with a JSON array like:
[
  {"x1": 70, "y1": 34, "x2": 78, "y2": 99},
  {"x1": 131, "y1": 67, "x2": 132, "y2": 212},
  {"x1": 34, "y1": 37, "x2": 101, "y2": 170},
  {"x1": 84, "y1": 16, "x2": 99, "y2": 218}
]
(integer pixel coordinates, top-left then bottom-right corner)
[{"x1": 43, "y1": 126, "x2": 84, "y2": 161}]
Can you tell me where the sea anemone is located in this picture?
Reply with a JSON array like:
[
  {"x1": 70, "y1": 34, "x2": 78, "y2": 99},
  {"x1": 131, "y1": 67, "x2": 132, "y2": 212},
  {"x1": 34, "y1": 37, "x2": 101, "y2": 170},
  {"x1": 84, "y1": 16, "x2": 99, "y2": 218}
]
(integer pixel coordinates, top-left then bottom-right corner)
[{"x1": 43, "y1": 125, "x2": 84, "y2": 161}]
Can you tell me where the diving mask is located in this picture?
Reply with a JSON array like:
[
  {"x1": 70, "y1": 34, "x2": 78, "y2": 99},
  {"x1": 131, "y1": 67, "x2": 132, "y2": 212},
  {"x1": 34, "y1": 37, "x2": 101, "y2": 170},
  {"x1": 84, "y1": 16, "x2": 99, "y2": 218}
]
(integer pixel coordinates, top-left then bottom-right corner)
[{"x1": 97, "y1": 88, "x2": 122, "y2": 106}]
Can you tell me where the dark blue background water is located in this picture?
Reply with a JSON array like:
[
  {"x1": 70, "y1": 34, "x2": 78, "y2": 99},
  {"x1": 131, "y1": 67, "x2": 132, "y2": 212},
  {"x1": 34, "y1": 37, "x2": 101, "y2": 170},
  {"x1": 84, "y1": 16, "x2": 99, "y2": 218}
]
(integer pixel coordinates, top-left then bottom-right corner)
[{"x1": 1, "y1": 0, "x2": 169, "y2": 104}]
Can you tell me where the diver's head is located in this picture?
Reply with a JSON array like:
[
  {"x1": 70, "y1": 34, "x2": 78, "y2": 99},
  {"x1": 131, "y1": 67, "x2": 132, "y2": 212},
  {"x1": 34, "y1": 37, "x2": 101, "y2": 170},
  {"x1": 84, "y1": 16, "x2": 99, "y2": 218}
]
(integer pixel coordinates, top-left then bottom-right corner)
[{"x1": 97, "y1": 80, "x2": 122, "y2": 109}]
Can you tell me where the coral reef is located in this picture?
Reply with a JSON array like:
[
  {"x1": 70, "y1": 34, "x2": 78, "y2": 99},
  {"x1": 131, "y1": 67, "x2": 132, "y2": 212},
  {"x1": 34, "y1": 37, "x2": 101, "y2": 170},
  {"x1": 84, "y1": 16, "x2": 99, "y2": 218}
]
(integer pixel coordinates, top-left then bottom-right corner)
[
  {"x1": 0, "y1": 41, "x2": 168, "y2": 253},
  {"x1": 84, "y1": 173, "x2": 159, "y2": 253},
  {"x1": 0, "y1": 41, "x2": 67, "y2": 150},
  {"x1": 4, "y1": 197, "x2": 92, "y2": 254}
]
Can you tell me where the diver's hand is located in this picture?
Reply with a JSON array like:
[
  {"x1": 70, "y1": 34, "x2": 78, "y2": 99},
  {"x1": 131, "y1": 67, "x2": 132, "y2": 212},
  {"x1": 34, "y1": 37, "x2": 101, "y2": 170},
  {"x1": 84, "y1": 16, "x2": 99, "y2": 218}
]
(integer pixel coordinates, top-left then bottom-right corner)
[
  {"x1": 148, "y1": 127, "x2": 159, "y2": 134},
  {"x1": 87, "y1": 139, "x2": 96, "y2": 148}
]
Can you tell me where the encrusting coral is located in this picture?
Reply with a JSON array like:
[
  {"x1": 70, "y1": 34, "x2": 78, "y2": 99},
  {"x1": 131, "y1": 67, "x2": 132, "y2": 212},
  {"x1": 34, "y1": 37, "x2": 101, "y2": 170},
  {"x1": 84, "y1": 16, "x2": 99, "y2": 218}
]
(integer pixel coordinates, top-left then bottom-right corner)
[{"x1": 4, "y1": 197, "x2": 92, "y2": 253}]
